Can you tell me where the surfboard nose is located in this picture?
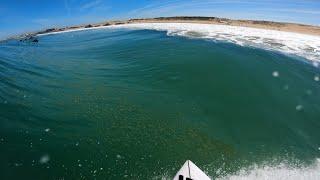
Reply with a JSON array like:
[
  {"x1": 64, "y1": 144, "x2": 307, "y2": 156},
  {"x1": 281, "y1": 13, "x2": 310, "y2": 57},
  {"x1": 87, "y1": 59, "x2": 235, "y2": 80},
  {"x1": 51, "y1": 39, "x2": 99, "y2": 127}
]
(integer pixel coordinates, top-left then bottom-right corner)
[{"x1": 173, "y1": 160, "x2": 211, "y2": 180}]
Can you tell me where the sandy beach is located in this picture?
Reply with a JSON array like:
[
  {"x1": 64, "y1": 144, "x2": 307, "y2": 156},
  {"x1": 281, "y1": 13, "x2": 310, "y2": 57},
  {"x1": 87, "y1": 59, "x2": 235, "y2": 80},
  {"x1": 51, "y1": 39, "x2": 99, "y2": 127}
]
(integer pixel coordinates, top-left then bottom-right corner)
[
  {"x1": 129, "y1": 17, "x2": 320, "y2": 36},
  {"x1": 32, "y1": 16, "x2": 320, "y2": 37}
]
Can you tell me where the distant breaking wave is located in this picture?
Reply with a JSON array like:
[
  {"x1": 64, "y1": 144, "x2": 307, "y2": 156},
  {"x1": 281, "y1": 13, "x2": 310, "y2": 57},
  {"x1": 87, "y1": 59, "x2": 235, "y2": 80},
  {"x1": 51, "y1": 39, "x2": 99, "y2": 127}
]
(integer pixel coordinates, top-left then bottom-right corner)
[
  {"x1": 42, "y1": 23, "x2": 320, "y2": 65},
  {"x1": 113, "y1": 23, "x2": 320, "y2": 64}
]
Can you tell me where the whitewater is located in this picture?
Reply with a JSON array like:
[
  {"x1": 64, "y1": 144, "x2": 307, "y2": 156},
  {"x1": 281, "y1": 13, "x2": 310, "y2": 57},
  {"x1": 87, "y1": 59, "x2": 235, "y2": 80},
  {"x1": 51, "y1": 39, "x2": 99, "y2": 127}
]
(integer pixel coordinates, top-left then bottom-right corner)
[
  {"x1": 217, "y1": 159, "x2": 320, "y2": 180},
  {"x1": 40, "y1": 22, "x2": 320, "y2": 64}
]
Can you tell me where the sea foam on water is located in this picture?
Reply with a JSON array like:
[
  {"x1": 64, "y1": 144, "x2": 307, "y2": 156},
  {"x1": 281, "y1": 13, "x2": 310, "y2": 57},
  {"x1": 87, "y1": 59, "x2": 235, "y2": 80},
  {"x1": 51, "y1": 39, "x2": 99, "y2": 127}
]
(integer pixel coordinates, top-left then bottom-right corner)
[
  {"x1": 218, "y1": 159, "x2": 320, "y2": 180},
  {"x1": 112, "y1": 23, "x2": 320, "y2": 63}
]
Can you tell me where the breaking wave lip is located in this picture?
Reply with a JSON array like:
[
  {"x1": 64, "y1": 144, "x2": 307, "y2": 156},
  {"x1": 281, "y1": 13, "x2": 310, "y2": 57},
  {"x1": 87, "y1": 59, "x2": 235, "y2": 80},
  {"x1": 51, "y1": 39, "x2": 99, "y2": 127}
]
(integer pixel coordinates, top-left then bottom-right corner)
[
  {"x1": 216, "y1": 158, "x2": 320, "y2": 180},
  {"x1": 38, "y1": 23, "x2": 320, "y2": 65},
  {"x1": 112, "y1": 23, "x2": 320, "y2": 65},
  {"x1": 155, "y1": 159, "x2": 320, "y2": 180}
]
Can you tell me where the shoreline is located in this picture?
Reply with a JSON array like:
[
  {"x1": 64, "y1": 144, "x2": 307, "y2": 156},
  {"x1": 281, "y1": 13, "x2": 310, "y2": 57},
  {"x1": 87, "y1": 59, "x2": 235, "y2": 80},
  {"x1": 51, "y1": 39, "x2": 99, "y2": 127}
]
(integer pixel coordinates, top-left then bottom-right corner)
[
  {"x1": 33, "y1": 21, "x2": 320, "y2": 64},
  {"x1": 10, "y1": 17, "x2": 319, "y2": 63},
  {"x1": 130, "y1": 17, "x2": 320, "y2": 37},
  {"x1": 16, "y1": 16, "x2": 320, "y2": 39},
  {"x1": 6, "y1": 17, "x2": 320, "y2": 63}
]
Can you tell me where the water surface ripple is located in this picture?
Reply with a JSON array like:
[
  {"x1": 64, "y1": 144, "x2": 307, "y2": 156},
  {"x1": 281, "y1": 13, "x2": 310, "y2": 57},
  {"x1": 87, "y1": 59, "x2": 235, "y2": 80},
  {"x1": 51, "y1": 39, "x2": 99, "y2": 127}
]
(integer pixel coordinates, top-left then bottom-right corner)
[{"x1": 0, "y1": 28, "x2": 320, "y2": 179}]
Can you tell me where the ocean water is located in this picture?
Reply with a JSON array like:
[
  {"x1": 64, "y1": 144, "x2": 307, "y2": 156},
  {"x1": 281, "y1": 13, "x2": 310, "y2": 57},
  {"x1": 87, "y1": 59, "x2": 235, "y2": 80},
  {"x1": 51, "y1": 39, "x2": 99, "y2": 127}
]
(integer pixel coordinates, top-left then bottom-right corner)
[{"x1": 0, "y1": 26, "x2": 320, "y2": 179}]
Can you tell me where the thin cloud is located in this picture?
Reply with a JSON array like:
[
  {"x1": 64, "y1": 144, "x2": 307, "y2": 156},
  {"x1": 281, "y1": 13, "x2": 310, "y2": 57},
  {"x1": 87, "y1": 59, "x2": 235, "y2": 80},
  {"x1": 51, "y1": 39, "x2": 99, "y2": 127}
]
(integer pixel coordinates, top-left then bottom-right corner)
[
  {"x1": 32, "y1": 18, "x2": 50, "y2": 26},
  {"x1": 64, "y1": 0, "x2": 71, "y2": 16},
  {"x1": 125, "y1": 0, "x2": 320, "y2": 26},
  {"x1": 266, "y1": 8, "x2": 320, "y2": 15},
  {"x1": 80, "y1": 0, "x2": 103, "y2": 11},
  {"x1": 126, "y1": 0, "x2": 263, "y2": 18}
]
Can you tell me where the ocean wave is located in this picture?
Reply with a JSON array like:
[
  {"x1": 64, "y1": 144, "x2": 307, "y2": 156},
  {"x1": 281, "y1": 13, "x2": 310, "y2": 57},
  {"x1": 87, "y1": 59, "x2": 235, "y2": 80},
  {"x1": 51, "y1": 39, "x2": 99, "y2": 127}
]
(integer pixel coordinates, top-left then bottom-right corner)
[
  {"x1": 37, "y1": 23, "x2": 320, "y2": 64},
  {"x1": 154, "y1": 159, "x2": 320, "y2": 180},
  {"x1": 217, "y1": 158, "x2": 320, "y2": 180},
  {"x1": 109, "y1": 23, "x2": 320, "y2": 64}
]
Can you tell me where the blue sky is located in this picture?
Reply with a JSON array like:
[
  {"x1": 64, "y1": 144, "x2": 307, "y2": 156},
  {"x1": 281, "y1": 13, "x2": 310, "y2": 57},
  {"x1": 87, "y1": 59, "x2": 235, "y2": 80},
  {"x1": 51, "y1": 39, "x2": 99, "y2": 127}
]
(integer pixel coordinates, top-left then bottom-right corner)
[{"x1": 0, "y1": 0, "x2": 320, "y2": 39}]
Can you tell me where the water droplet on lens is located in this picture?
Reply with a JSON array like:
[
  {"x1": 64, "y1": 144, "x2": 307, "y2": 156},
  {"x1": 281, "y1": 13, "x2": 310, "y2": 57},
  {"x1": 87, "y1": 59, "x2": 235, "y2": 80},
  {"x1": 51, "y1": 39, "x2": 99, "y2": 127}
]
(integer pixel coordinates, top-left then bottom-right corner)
[
  {"x1": 296, "y1": 105, "x2": 303, "y2": 111},
  {"x1": 39, "y1": 154, "x2": 50, "y2": 164},
  {"x1": 14, "y1": 163, "x2": 22, "y2": 167},
  {"x1": 314, "y1": 76, "x2": 319, "y2": 81},
  {"x1": 272, "y1": 71, "x2": 279, "y2": 77}
]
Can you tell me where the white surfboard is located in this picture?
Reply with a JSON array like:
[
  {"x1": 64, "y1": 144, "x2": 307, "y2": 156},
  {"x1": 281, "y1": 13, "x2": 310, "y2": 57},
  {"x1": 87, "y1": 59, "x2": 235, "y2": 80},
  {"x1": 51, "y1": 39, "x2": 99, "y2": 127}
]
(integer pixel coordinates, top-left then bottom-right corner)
[{"x1": 173, "y1": 160, "x2": 211, "y2": 180}]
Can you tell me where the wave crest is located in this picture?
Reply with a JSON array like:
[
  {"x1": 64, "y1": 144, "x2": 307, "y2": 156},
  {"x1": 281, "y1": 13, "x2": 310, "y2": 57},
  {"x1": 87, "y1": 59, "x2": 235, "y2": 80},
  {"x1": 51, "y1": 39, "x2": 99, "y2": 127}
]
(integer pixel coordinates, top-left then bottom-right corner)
[{"x1": 114, "y1": 23, "x2": 320, "y2": 64}]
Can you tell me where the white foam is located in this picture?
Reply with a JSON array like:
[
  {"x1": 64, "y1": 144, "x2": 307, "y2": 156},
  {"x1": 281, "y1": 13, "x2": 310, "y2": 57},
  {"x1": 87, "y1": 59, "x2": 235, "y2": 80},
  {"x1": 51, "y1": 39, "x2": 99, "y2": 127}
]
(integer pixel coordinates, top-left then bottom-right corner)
[
  {"x1": 217, "y1": 159, "x2": 320, "y2": 180},
  {"x1": 155, "y1": 159, "x2": 320, "y2": 180},
  {"x1": 111, "y1": 23, "x2": 320, "y2": 63}
]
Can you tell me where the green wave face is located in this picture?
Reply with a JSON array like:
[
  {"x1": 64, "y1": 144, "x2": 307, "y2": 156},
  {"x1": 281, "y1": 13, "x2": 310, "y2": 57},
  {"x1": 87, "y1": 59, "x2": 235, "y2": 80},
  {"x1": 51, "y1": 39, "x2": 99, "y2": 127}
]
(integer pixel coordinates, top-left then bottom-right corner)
[{"x1": 0, "y1": 28, "x2": 320, "y2": 179}]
